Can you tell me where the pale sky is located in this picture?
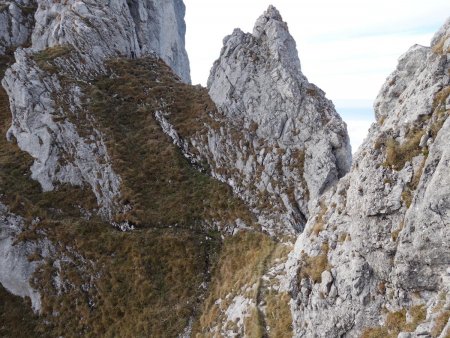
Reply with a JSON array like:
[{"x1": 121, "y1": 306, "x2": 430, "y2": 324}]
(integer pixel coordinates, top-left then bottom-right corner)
[{"x1": 184, "y1": 0, "x2": 450, "y2": 151}]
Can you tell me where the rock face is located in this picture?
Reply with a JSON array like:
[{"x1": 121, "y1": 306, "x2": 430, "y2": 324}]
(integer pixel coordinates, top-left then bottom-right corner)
[
  {"x1": 286, "y1": 18, "x2": 450, "y2": 338},
  {"x1": 30, "y1": 0, "x2": 190, "y2": 81},
  {"x1": 163, "y1": 6, "x2": 351, "y2": 235},
  {"x1": 0, "y1": 1, "x2": 449, "y2": 336},
  {"x1": 0, "y1": 203, "x2": 51, "y2": 311},
  {"x1": 0, "y1": 1, "x2": 36, "y2": 54},
  {"x1": 1, "y1": 0, "x2": 191, "y2": 219},
  {"x1": 126, "y1": 0, "x2": 190, "y2": 82}
]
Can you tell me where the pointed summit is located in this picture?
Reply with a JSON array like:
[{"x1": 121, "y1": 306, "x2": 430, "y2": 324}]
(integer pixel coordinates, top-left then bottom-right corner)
[
  {"x1": 253, "y1": 5, "x2": 284, "y2": 37},
  {"x1": 251, "y1": 5, "x2": 301, "y2": 72}
]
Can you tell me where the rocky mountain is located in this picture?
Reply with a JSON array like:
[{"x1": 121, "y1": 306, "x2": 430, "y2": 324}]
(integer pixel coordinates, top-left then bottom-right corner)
[
  {"x1": 167, "y1": 6, "x2": 351, "y2": 236},
  {"x1": 285, "y1": 18, "x2": 450, "y2": 338},
  {"x1": 0, "y1": 0, "x2": 449, "y2": 337}
]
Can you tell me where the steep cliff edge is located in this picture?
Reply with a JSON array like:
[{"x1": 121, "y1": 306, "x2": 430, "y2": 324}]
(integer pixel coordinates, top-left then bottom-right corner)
[{"x1": 286, "y1": 18, "x2": 450, "y2": 338}]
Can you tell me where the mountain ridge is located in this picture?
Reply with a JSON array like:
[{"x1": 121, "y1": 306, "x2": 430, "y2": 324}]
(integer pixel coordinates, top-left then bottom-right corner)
[{"x1": 0, "y1": 2, "x2": 448, "y2": 337}]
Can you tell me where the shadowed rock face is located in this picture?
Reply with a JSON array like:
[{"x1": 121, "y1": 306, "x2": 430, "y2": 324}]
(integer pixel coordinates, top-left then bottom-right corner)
[
  {"x1": 286, "y1": 17, "x2": 450, "y2": 338},
  {"x1": 0, "y1": 1, "x2": 36, "y2": 55},
  {"x1": 190, "y1": 6, "x2": 351, "y2": 235}
]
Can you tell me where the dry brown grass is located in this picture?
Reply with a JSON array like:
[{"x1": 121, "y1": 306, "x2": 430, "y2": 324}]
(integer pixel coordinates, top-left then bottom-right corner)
[
  {"x1": 432, "y1": 34, "x2": 449, "y2": 54},
  {"x1": 402, "y1": 190, "x2": 413, "y2": 208},
  {"x1": 194, "y1": 231, "x2": 275, "y2": 335},
  {"x1": 310, "y1": 202, "x2": 327, "y2": 236},
  {"x1": 360, "y1": 327, "x2": 389, "y2": 338},
  {"x1": 88, "y1": 57, "x2": 254, "y2": 229},
  {"x1": 0, "y1": 284, "x2": 47, "y2": 338},
  {"x1": 391, "y1": 221, "x2": 404, "y2": 242},
  {"x1": 33, "y1": 223, "x2": 219, "y2": 337},
  {"x1": 433, "y1": 86, "x2": 450, "y2": 109},
  {"x1": 0, "y1": 55, "x2": 257, "y2": 337},
  {"x1": 361, "y1": 305, "x2": 427, "y2": 338},
  {"x1": 32, "y1": 45, "x2": 74, "y2": 72},
  {"x1": 384, "y1": 129, "x2": 424, "y2": 170},
  {"x1": 297, "y1": 243, "x2": 331, "y2": 284},
  {"x1": 431, "y1": 310, "x2": 450, "y2": 337},
  {"x1": 265, "y1": 292, "x2": 293, "y2": 338},
  {"x1": 244, "y1": 306, "x2": 265, "y2": 338}
]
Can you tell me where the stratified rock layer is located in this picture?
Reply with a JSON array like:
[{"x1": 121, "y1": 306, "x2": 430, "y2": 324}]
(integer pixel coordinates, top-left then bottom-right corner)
[{"x1": 286, "y1": 18, "x2": 450, "y2": 338}]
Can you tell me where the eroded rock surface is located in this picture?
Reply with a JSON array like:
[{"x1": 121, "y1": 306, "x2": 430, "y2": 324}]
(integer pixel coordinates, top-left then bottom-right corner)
[
  {"x1": 0, "y1": 203, "x2": 51, "y2": 311},
  {"x1": 0, "y1": 0, "x2": 36, "y2": 54},
  {"x1": 286, "y1": 18, "x2": 450, "y2": 338}
]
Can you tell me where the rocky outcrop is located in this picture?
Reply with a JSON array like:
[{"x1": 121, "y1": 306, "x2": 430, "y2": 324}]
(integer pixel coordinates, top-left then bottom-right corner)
[
  {"x1": 30, "y1": 0, "x2": 190, "y2": 81},
  {"x1": 1, "y1": 0, "x2": 191, "y2": 220},
  {"x1": 167, "y1": 6, "x2": 351, "y2": 235},
  {"x1": 0, "y1": 0, "x2": 36, "y2": 54},
  {"x1": 0, "y1": 0, "x2": 191, "y2": 315},
  {"x1": 286, "y1": 18, "x2": 450, "y2": 338},
  {"x1": 0, "y1": 203, "x2": 51, "y2": 311},
  {"x1": 126, "y1": 0, "x2": 190, "y2": 83}
]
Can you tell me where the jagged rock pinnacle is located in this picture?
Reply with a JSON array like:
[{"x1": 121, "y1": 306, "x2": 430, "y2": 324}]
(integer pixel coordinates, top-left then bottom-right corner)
[
  {"x1": 253, "y1": 5, "x2": 284, "y2": 37},
  {"x1": 203, "y1": 6, "x2": 352, "y2": 234}
]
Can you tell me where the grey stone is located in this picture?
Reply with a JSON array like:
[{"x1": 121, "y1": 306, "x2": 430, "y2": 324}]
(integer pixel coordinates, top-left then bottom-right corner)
[
  {"x1": 161, "y1": 6, "x2": 351, "y2": 235},
  {"x1": 285, "y1": 17, "x2": 450, "y2": 337}
]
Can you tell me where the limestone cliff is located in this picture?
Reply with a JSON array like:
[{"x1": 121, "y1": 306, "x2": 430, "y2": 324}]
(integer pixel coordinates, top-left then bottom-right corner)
[
  {"x1": 285, "y1": 18, "x2": 450, "y2": 338},
  {"x1": 158, "y1": 6, "x2": 351, "y2": 236},
  {"x1": 0, "y1": 1, "x2": 448, "y2": 337}
]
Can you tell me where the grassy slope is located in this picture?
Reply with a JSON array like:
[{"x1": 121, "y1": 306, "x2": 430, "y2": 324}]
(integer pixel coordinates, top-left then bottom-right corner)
[
  {"x1": 88, "y1": 58, "x2": 254, "y2": 228},
  {"x1": 0, "y1": 54, "x2": 265, "y2": 337}
]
